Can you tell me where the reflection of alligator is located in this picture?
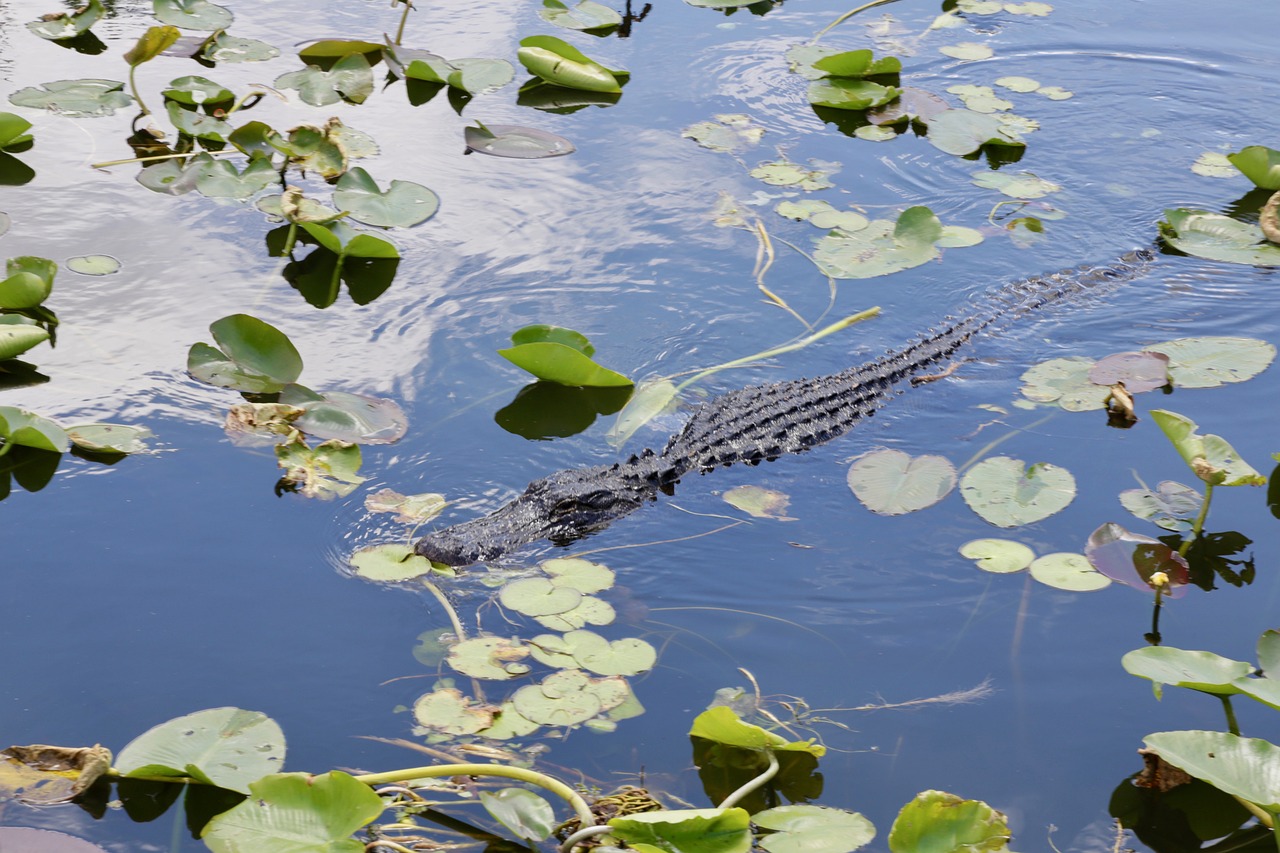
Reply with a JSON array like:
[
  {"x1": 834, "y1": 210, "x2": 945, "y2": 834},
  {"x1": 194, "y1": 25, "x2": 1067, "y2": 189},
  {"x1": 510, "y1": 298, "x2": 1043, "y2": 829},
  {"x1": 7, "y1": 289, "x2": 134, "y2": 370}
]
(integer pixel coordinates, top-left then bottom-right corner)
[{"x1": 416, "y1": 250, "x2": 1155, "y2": 566}]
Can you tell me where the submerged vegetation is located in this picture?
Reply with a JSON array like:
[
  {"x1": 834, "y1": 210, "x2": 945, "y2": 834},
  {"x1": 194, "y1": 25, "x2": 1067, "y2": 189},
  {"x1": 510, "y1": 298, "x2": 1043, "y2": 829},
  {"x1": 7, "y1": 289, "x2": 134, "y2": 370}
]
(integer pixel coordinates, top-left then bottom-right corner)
[{"x1": 1, "y1": 0, "x2": 1279, "y2": 851}]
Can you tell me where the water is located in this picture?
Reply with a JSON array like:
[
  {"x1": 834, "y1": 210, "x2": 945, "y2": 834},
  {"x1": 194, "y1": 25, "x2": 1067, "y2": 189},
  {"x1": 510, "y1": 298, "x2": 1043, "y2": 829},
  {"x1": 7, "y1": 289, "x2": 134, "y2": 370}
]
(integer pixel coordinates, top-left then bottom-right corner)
[{"x1": 1, "y1": 0, "x2": 1279, "y2": 849}]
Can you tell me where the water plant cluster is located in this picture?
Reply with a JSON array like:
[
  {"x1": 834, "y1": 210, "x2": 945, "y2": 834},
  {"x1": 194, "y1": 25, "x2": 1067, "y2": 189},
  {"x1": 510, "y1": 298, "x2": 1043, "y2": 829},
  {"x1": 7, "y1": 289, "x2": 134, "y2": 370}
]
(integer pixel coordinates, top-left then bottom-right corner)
[{"x1": 2, "y1": 0, "x2": 1280, "y2": 851}]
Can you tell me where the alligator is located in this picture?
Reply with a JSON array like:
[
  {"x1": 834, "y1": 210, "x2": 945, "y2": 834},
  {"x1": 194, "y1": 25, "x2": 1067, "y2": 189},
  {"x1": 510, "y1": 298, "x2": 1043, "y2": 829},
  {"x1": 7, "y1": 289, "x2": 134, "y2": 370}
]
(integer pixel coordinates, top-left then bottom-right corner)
[{"x1": 415, "y1": 250, "x2": 1155, "y2": 567}]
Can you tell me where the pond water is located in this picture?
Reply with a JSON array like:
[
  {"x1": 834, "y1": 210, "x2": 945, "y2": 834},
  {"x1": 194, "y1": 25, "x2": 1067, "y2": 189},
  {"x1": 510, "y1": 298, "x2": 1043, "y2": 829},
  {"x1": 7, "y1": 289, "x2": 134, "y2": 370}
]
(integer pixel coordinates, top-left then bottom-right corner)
[{"x1": 2, "y1": 0, "x2": 1280, "y2": 850}]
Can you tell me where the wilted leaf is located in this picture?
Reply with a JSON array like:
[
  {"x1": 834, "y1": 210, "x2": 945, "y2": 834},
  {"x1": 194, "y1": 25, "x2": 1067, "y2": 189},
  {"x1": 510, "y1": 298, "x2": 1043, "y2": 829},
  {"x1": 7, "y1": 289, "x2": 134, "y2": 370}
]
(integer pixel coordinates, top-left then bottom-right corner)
[
  {"x1": 1089, "y1": 351, "x2": 1170, "y2": 392},
  {"x1": 683, "y1": 115, "x2": 765, "y2": 152},
  {"x1": 723, "y1": 485, "x2": 795, "y2": 520},
  {"x1": 1085, "y1": 522, "x2": 1189, "y2": 595},
  {"x1": 365, "y1": 489, "x2": 447, "y2": 524},
  {"x1": 275, "y1": 436, "x2": 365, "y2": 499}
]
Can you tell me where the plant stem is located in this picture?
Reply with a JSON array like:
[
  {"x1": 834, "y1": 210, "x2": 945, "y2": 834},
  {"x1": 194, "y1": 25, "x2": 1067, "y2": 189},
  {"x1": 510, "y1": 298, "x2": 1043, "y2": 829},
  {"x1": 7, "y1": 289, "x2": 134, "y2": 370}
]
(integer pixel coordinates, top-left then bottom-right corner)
[
  {"x1": 91, "y1": 150, "x2": 225, "y2": 169},
  {"x1": 1232, "y1": 796, "x2": 1274, "y2": 828},
  {"x1": 810, "y1": 0, "x2": 900, "y2": 43},
  {"x1": 718, "y1": 750, "x2": 780, "y2": 810},
  {"x1": 394, "y1": 0, "x2": 414, "y2": 46},
  {"x1": 1179, "y1": 482, "x2": 1213, "y2": 557},
  {"x1": 352, "y1": 764, "x2": 595, "y2": 827},
  {"x1": 1220, "y1": 695, "x2": 1241, "y2": 737},
  {"x1": 128, "y1": 65, "x2": 150, "y2": 116}
]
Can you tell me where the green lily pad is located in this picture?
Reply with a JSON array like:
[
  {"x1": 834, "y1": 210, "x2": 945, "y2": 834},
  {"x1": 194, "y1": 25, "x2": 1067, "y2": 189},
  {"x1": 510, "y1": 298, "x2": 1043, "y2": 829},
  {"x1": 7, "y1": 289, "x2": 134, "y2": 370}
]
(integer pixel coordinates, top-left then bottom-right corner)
[
  {"x1": 1227, "y1": 146, "x2": 1280, "y2": 190},
  {"x1": 925, "y1": 109, "x2": 1025, "y2": 156},
  {"x1": 166, "y1": 101, "x2": 231, "y2": 141},
  {"x1": 1006, "y1": 1, "x2": 1053, "y2": 13},
  {"x1": 811, "y1": 49, "x2": 902, "y2": 78},
  {"x1": 957, "y1": 0, "x2": 1004, "y2": 12},
  {"x1": 0, "y1": 256, "x2": 56, "y2": 309},
  {"x1": 815, "y1": 207, "x2": 978, "y2": 279},
  {"x1": 201, "y1": 31, "x2": 278, "y2": 63},
  {"x1": 412, "y1": 687, "x2": 496, "y2": 736},
  {"x1": 124, "y1": 24, "x2": 182, "y2": 65},
  {"x1": 960, "y1": 456, "x2": 1076, "y2": 527},
  {"x1": 517, "y1": 35, "x2": 627, "y2": 94},
  {"x1": 1122, "y1": 647, "x2": 1252, "y2": 696},
  {"x1": 0, "y1": 113, "x2": 31, "y2": 152},
  {"x1": 333, "y1": 167, "x2": 439, "y2": 228},
  {"x1": 723, "y1": 485, "x2": 795, "y2": 520},
  {"x1": 364, "y1": 489, "x2": 447, "y2": 524},
  {"x1": 511, "y1": 669, "x2": 627, "y2": 727},
  {"x1": 28, "y1": 0, "x2": 104, "y2": 40},
  {"x1": 808, "y1": 79, "x2": 901, "y2": 111},
  {"x1": 1119, "y1": 480, "x2": 1201, "y2": 531},
  {"x1": 683, "y1": 114, "x2": 765, "y2": 152},
  {"x1": 65, "y1": 254, "x2": 120, "y2": 276},
  {"x1": 186, "y1": 154, "x2": 276, "y2": 199},
  {"x1": 1018, "y1": 356, "x2": 1107, "y2": 411},
  {"x1": 776, "y1": 199, "x2": 869, "y2": 231},
  {"x1": 533, "y1": 595, "x2": 616, "y2": 631},
  {"x1": 298, "y1": 40, "x2": 383, "y2": 67},
  {"x1": 995, "y1": 75, "x2": 1040, "y2": 92},
  {"x1": 755, "y1": 804, "x2": 876, "y2": 853},
  {"x1": 298, "y1": 222, "x2": 399, "y2": 259},
  {"x1": 0, "y1": 318, "x2": 50, "y2": 361},
  {"x1": 499, "y1": 325, "x2": 631, "y2": 387},
  {"x1": 1146, "y1": 336, "x2": 1276, "y2": 389},
  {"x1": 275, "y1": 436, "x2": 365, "y2": 500},
  {"x1": 115, "y1": 707, "x2": 284, "y2": 793},
  {"x1": 402, "y1": 54, "x2": 514, "y2": 95},
  {"x1": 750, "y1": 160, "x2": 837, "y2": 191},
  {"x1": 855, "y1": 125, "x2": 899, "y2": 142},
  {"x1": 1191, "y1": 151, "x2": 1237, "y2": 178},
  {"x1": 500, "y1": 577, "x2": 582, "y2": 617},
  {"x1": 539, "y1": 0, "x2": 622, "y2": 31},
  {"x1": 464, "y1": 124, "x2": 575, "y2": 158},
  {"x1": 1143, "y1": 732, "x2": 1280, "y2": 811},
  {"x1": 939, "y1": 42, "x2": 994, "y2": 60},
  {"x1": 1036, "y1": 85, "x2": 1073, "y2": 100},
  {"x1": 1150, "y1": 409, "x2": 1265, "y2": 487},
  {"x1": 162, "y1": 75, "x2": 233, "y2": 107},
  {"x1": 447, "y1": 636, "x2": 531, "y2": 680},
  {"x1": 349, "y1": 543, "x2": 437, "y2": 582},
  {"x1": 65, "y1": 423, "x2": 153, "y2": 455},
  {"x1": 481, "y1": 788, "x2": 556, "y2": 844},
  {"x1": 154, "y1": 0, "x2": 233, "y2": 30},
  {"x1": 202, "y1": 771, "x2": 383, "y2": 853},
  {"x1": 1159, "y1": 208, "x2": 1280, "y2": 266},
  {"x1": 543, "y1": 557, "x2": 614, "y2": 594},
  {"x1": 1029, "y1": 552, "x2": 1110, "y2": 591},
  {"x1": 888, "y1": 791, "x2": 1010, "y2": 853},
  {"x1": 959, "y1": 538, "x2": 1034, "y2": 573},
  {"x1": 847, "y1": 449, "x2": 956, "y2": 515},
  {"x1": 187, "y1": 314, "x2": 302, "y2": 393},
  {"x1": 689, "y1": 706, "x2": 825, "y2": 756},
  {"x1": 528, "y1": 629, "x2": 655, "y2": 676},
  {"x1": 8, "y1": 79, "x2": 133, "y2": 117},
  {"x1": 947, "y1": 84, "x2": 1012, "y2": 114},
  {"x1": 276, "y1": 54, "x2": 373, "y2": 106},
  {"x1": 476, "y1": 702, "x2": 541, "y2": 740},
  {"x1": 0, "y1": 406, "x2": 69, "y2": 453},
  {"x1": 610, "y1": 808, "x2": 753, "y2": 853},
  {"x1": 971, "y1": 170, "x2": 1060, "y2": 198}
]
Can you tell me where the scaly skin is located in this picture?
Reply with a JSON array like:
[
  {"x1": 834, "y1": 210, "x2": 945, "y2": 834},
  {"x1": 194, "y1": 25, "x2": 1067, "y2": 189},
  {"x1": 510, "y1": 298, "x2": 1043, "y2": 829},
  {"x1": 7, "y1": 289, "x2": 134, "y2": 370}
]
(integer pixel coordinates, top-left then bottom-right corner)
[{"x1": 415, "y1": 250, "x2": 1155, "y2": 566}]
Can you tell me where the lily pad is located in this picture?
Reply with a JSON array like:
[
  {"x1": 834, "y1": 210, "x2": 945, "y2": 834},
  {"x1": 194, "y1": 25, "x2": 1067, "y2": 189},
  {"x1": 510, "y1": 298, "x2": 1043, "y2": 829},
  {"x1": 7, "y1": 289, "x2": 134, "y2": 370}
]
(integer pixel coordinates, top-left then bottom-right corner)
[
  {"x1": 947, "y1": 84, "x2": 1012, "y2": 114},
  {"x1": 276, "y1": 54, "x2": 373, "y2": 106},
  {"x1": 481, "y1": 788, "x2": 556, "y2": 845},
  {"x1": 971, "y1": 170, "x2": 1059, "y2": 198},
  {"x1": 683, "y1": 114, "x2": 765, "y2": 152},
  {"x1": 511, "y1": 669, "x2": 627, "y2": 727},
  {"x1": 1036, "y1": 85, "x2": 1073, "y2": 100},
  {"x1": 1226, "y1": 146, "x2": 1280, "y2": 189},
  {"x1": 888, "y1": 791, "x2": 1010, "y2": 853},
  {"x1": 517, "y1": 35, "x2": 627, "y2": 94},
  {"x1": 364, "y1": 490, "x2": 447, "y2": 524},
  {"x1": 447, "y1": 636, "x2": 531, "y2": 680},
  {"x1": 960, "y1": 456, "x2": 1075, "y2": 527},
  {"x1": 28, "y1": 0, "x2": 103, "y2": 40},
  {"x1": 1029, "y1": 552, "x2": 1110, "y2": 591},
  {"x1": 0, "y1": 318, "x2": 50, "y2": 361},
  {"x1": 959, "y1": 538, "x2": 1034, "y2": 573},
  {"x1": 202, "y1": 771, "x2": 383, "y2": 853},
  {"x1": 1122, "y1": 647, "x2": 1251, "y2": 696},
  {"x1": 855, "y1": 125, "x2": 899, "y2": 142},
  {"x1": 1006, "y1": 1, "x2": 1053, "y2": 13},
  {"x1": 1146, "y1": 336, "x2": 1276, "y2": 388},
  {"x1": 298, "y1": 222, "x2": 399, "y2": 259},
  {"x1": 115, "y1": 707, "x2": 284, "y2": 793},
  {"x1": 689, "y1": 706, "x2": 824, "y2": 756},
  {"x1": 750, "y1": 160, "x2": 837, "y2": 191},
  {"x1": 925, "y1": 109, "x2": 1025, "y2": 156},
  {"x1": 65, "y1": 254, "x2": 120, "y2": 276},
  {"x1": 1149, "y1": 409, "x2": 1266, "y2": 487},
  {"x1": 815, "y1": 207, "x2": 979, "y2": 279},
  {"x1": 1143, "y1": 732, "x2": 1280, "y2": 812},
  {"x1": 8, "y1": 79, "x2": 133, "y2": 117},
  {"x1": 499, "y1": 325, "x2": 631, "y2": 387},
  {"x1": 529, "y1": 629, "x2": 655, "y2": 677},
  {"x1": 1089, "y1": 350, "x2": 1170, "y2": 392},
  {"x1": 187, "y1": 155, "x2": 277, "y2": 199},
  {"x1": 808, "y1": 79, "x2": 901, "y2": 111},
  {"x1": 1119, "y1": 480, "x2": 1201, "y2": 532},
  {"x1": 1159, "y1": 208, "x2": 1280, "y2": 266},
  {"x1": 499, "y1": 577, "x2": 582, "y2": 617},
  {"x1": 1191, "y1": 151, "x2": 1237, "y2": 178},
  {"x1": 811, "y1": 49, "x2": 902, "y2": 78},
  {"x1": 539, "y1": 0, "x2": 622, "y2": 31},
  {"x1": 187, "y1": 314, "x2": 302, "y2": 394},
  {"x1": 543, "y1": 557, "x2": 614, "y2": 594},
  {"x1": 298, "y1": 40, "x2": 383, "y2": 67},
  {"x1": 153, "y1": 0, "x2": 233, "y2": 30},
  {"x1": 464, "y1": 124, "x2": 575, "y2": 158},
  {"x1": 201, "y1": 31, "x2": 279, "y2": 63},
  {"x1": 995, "y1": 75, "x2": 1040, "y2": 92},
  {"x1": 349, "y1": 543, "x2": 436, "y2": 582},
  {"x1": 402, "y1": 54, "x2": 514, "y2": 95},
  {"x1": 412, "y1": 687, "x2": 496, "y2": 736},
  {"x1": 0, "y1": 256, "x2": 56, "y2": 309},
  {"x1": 939, "y1": 42, "x2": 994, "y2": 60},
  {"x1": 723, "y1": 485, "x2": 795, "y2": 520},
  {"x1": 610, "y1": 808, "x2": 753, "y2": 853},
  {"x1": 755, "y1": 804, "x2": 876, "y2": 853},
  {"x1": 0, "y1": 406, "x2": 68, "y2": 453},
  {"x1": 1084, "y1": 522, "x2": 1189, "y2": 595},
  {"x1": 333, "y1": 167, "x2": 439, "y2": 228},
  {"x1": 65, "y1": 423, "x2": 153, "y2": 455},
  {"x1": 1018, "y1": 356, "x2": 1107, "y2": 411},
  {"x1": 847, "y1": 449, "x2": 956, "y2": 515},
  {"x1": 275, "y1": 437, "x2": 365, "y2": 500},
  {"x1": 776, "y1": 199, "x2": 869, "y2": 232}
]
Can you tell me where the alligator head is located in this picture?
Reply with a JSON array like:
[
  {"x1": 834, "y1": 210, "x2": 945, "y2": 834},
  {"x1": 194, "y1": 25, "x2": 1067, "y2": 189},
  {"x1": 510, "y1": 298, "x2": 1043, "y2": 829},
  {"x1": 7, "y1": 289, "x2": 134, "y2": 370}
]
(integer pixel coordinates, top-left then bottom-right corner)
[{"x1": 414, "y1": 461, "x2": 662, "y2": 566}]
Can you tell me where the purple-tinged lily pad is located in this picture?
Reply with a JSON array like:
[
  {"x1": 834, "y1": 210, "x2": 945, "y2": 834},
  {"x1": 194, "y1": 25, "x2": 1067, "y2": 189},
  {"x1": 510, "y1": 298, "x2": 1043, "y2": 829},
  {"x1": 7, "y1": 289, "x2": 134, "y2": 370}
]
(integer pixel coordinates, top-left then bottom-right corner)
[
  {"x1": 1085, "y1": 522, "x2": 1189, "y2": 596},
  {"x1": 1089, "y1": 351, "x2": 1170, "y2": 392}
]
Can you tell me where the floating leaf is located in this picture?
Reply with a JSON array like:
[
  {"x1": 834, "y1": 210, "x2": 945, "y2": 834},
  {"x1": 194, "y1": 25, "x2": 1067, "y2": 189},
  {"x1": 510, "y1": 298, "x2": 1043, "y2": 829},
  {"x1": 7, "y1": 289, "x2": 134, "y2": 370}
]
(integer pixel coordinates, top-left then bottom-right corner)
[
  {"x1": 276, "y1": 54, "x2": 373, "y2": 106},
  {"x1": 298, "y1": 40, "x2": 383, "y2": 66},
  {"x1": 349, "y1": 544, "x2": 436, "y2": 582},
  {"x1": 959, "y1": 538, "x2": 1034, "y2": 573},
  {"x1": 365, "y1": 489, "x2": 447, "y2": 524},
  {"x1": 202, "y1": 771, "x2": 382, "y2": 853},
  {"x1": 855, "y1": 125, "x2": 898, "y2": 142},
  {"x1": 1150, "y1": 409, "x2": 1265, "y2": 487},
  {"x1": 0, "y1": 256, "x2": 55, "y2": 309},
  {"x1": 606, "y1": 377, "x2": 679, "y2": 447},
  {"x1": 529, "y1": 630, "x2": 655, "y2": 676},
  {"x1": 412, "y1": 687, "x2": 496, "y2": 736},
  {"x1": 65, "y1": 254, "x2": 120, "y2": 276},
  {"x1": 402, "y1": 54, "x2": 514, "y2": 95},
  {"x1": 888, "y1": 791, "x2": 1010, "y2": 853},
  {"x1": 1191, "y1": 151, "x2": 1237, "y2": 178},
  {"x1": 27, "y1": 0, "x2": 104, "y2": 40},
  {"x1": 1122, "y1": 647, "x2": 1251, "y2": 696},
  {"x1": 1119, "y1": 480, "x2": 1201, "y2": 532},
  {"x1": 1085, "y1": 522, "x2": 1189, "y2": 595},
  {"x1": 0, "y1": 406, "x2": 68, "y2": 453},
  {"x1": 464, "y1": 124, "x2": 575, "y2": 158},
  {"x1": 333, "y1": 167, "x2": 439, "y2": 228},
  {"x1": 755, "y1": 804, "x2": 876, "y2": 853},
  {"x1": 847, "y1": 449, "x2": 956, "y2": 515},
  {"x1": 517, "y1": 35, "x2": 627, "y2": 94},
  {"x1": 947, "y1": 84, "x2": 1012, "y2": 114},
  {"x1": 1146, "y1": 336, "x2": 1275, "y2": 389},
  {"x1": 938, "y1": 42, "x2": 994, "y2": 60},
  {"x1": 0, "y1": 318, "x2": 50, "y2": 361},
  {"x1": 723, "y1": 485, "x2": 795, "y2": 520},
  {"x1": 960, "y1": 456, "x2": 1075, "y2": 527},
  {"x1": 1089, "y1": 351, "x2": 1170, "y2": 392},
  {"x1": 1005, "y1": 1, "x2": 1053, "y2": 14},
  {"x1": 811, "y1": 49, "x2": 902, "y2": 78},
  {"x1": 187, "y1": 314, "x2": 302, "y2": 393},
  {"x1": 544, "y1": 557, "x2": 614, "y2": 594},
  {"x1": 500, "y1": 577, "x2": 582, "y2": 617},
  {"x1": 1018, "y1": 356, "x2": 1107, "y2": 411},
  {"x1": 448, "y1": 636, "x2": 531, "y2": 680},
  {"x1": 776, "y1": 199, "x2": 869, "y2": 232},
  {"x1": 971, "y1": 170, "x2": 1059, "y2": 198},
  {"x1": 815, "y1": 207, "x2": 979, "y2": 279},
  {"x1": 511, "y1": 669, "x2": 628, "y2": 726},
  {"x1": 1036, "y1": 85, "x2": 1072, "y2": 100},
  {"x1": 8, "y1": 79, "x2": 133, "y2": 117},
  {"x1": 750, "y1": 159, "x2": 836, "y2": 191},
  {"x1": 539, "y1": 0, "x2": 622, "y2": 31},
  {"x1": 1226, "y1": 146, "x2": 1280, "y2": 189},
  {"x1": 1159, "y1": 208, "x2": 1280, "y2": 266},
  {"x1": 115, "y1": 707, "x2": 284, "y2": 793},
  {"x1": 499, "y1": 325, "x2": 631, "y2": 387},
  {"x1": 683, "y1": 114, "x2": 765, "y2": 152},
  {"x1": 1029, "y1": 552, "x2": 1110, "y2": 591},
  {"x1": 275, "y1": 437, "x2": 365, "y2": 500},
  {"x1": 298, "y1": 222, "x2": 399, "y2": 259},
  {"x1": 808, "y1": 79, "x2": 901, "y2": 111},
  {"x1": 995, "y1": 75, "x2": 1039, "y2": 92},
  {"x1": 609, "y1": 808, "x2": 753, "y2": 853},
  {"x1": 186, "y1": 155, "x2": 277, "y2": 199},
  {"x1": 1143, "y1": 732, "x2": 1280, "y2": 811},
  {"x1": 202, "y1": 31, "x2": 278, "y2": 63},
  {"x1": 481, "y1": 788, "x2": 556, "y2": 844},
  {"x1": 689, "y1": 706, "x2": 825, "y2": 756},
  {"x1": 153, "y1": 0, "x2": 233, "y2": 30},
  {"x1": 925, "y1": 109, "x2": 1025, "y2": 156},
  {"x1": 65, "y1": 424, "x2": 153, "y2": 455}
]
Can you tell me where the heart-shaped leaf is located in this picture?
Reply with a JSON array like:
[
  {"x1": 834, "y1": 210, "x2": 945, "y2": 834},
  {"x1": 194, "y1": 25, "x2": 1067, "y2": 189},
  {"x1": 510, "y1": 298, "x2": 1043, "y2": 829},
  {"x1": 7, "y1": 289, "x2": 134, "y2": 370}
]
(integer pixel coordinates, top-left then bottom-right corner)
[
  {"x1": 333, "y1": 167, "x2": 439, "y2": 228},
  {"x1": 960, "y1": 456, "x2": 1075, "y2": 527}
]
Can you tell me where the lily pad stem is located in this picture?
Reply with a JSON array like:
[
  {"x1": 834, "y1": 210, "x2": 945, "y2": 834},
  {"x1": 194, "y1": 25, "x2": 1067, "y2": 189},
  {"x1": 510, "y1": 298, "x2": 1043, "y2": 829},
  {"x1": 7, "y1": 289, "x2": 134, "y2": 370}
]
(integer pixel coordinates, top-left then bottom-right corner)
[
  {"x1": 128, "y1": 66, "x2": 151, "y2": 117},
  {"x1": 718, "y1": 749, "x2": 779, "y2": 810},
  {"x1": 421, "y1": 578, "x2": 466, "y2": 643},
  {"x1": 352, "y1": 764, "x2": 595, "y2": 827},
  {"x1": 1219, "y1": 694, "x2": 1241, "y2": 737},
  {"x1": 810, "y1": 0, "x2": 899, "y2": 43},
  {"x1": 1230, "y1": 797, "x2": 1274, "y2": 831},
  {"x1": 394, "y1": 0, "x2": 415, "y2": 46},
  {"x1": 560, "y1": 825, "x2": 615, "y2": 853},
  {"x1": 1178, "y1": 482, "x2": 1213, "y2": 557}
]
